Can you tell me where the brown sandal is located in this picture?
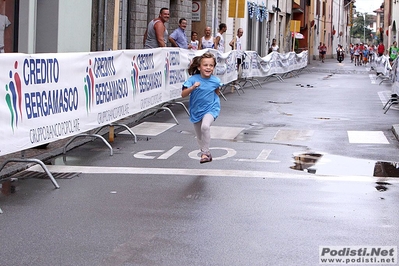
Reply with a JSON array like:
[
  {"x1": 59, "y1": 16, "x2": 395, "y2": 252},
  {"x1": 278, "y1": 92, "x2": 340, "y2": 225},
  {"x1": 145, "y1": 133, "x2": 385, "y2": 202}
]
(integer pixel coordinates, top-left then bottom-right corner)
[{"x1": 200, "y1": 154, "x2": 212, "y2": 164}]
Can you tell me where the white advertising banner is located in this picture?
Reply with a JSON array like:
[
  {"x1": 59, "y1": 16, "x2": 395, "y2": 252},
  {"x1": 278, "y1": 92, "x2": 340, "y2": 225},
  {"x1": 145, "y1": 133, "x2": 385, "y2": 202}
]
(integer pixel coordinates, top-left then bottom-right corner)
[
  {"x1": 373, "y1": 55, "x2": 391, "y2": 77},
  {"x1": 241, "y1": 51, "x2": 308, "y2": 78},
  {"x1": 0, "y1": 49, "x2": 308, "y2": 156}
]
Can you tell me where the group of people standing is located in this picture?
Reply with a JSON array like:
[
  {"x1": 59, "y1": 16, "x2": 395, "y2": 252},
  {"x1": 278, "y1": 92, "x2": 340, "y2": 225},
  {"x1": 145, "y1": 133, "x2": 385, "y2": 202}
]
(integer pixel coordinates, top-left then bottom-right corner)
[{"x1": 143, "y1": 7, "x2": 244, "y2": 54}]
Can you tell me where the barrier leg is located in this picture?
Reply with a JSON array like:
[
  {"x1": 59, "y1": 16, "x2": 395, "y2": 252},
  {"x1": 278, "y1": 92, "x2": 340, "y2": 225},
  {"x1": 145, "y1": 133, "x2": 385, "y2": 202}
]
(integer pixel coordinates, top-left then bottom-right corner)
[
  {"x1": 383, "y1": 94, "x2": 398, "y2": 110},
  {"x1": 384, "y1": 102, "x2": 398, "y2": 114},
  {"x1": 93, "y1": 123, "x2": 137, "y2": 143},
  {"x1": 240, "y1": 78, "x2": 256, "y2": 90},
  {"x1": 154, "y1": 107, "x2": 179, "y2": 124},
  {"x1": 273, "y1": 74, "x2": 284, "y2": 82},
  {"x1": 250, "y1": 78, "x2": 262, "y2": 89},
  {"x1": 232, "y1": 83, "x2": 243, "y2": 95},
  {"x1": 0, "y1": 158, "x2": 60, "y2": 189},
  {"x1": 162, "y1": 101, "x2": 189, "y2": 116},
  {"x1": 63, "y1": 133, "x2": 113, "y2": 156},
  {"x1": 111, "y1": 123, "x2": 137, "y2": 143}
]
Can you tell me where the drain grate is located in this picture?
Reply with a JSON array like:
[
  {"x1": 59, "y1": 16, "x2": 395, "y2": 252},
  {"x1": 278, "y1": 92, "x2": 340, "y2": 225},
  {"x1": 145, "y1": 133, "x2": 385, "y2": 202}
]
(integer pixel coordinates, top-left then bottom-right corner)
[{"x1": 11, "y1": 171, "x2": 80, "y2": 180}]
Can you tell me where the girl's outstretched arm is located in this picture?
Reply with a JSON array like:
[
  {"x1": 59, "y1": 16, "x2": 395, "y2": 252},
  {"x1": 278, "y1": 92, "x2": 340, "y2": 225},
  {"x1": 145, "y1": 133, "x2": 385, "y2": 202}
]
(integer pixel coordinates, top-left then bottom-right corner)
[{"x1": 181, "y1": 82, "x2": 200, "y2": 98}]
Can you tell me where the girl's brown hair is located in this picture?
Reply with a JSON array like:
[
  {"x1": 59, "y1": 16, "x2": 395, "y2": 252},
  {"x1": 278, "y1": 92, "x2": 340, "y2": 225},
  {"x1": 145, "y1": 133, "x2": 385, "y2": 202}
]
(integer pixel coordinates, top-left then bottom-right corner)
[{"x1": 188, "y1": 52, "x2": 217, "y2": 75}]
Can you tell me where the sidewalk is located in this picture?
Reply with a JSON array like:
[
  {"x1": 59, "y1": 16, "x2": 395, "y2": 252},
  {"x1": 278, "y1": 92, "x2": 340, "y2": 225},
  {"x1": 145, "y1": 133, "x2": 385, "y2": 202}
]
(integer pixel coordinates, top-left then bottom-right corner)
[{"x1": 0, "y1": 57, "x2": 395, "y2": 178}]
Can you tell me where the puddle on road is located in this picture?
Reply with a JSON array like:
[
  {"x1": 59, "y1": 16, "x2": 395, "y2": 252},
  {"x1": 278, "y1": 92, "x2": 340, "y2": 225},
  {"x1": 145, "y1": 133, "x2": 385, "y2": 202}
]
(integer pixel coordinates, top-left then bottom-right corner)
[
  {"x1": 291, "y1": 152, "x2": 398, "y2": 192},
  {"x1": 291, "y1": 152, "x2": 399, "y2": 178}
]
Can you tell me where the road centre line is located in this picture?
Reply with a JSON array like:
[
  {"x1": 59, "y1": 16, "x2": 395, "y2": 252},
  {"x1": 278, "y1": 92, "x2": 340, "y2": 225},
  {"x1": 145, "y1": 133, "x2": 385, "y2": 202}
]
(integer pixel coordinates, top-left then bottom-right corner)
[{"x1": 27, "y1": 165, "x2": 398, "y2": 183}]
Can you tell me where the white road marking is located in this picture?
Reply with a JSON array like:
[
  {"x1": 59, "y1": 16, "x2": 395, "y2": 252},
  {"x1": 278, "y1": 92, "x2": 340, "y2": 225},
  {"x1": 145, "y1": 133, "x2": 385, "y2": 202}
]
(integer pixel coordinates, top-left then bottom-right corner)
[
  {"x1": 134, "y1": 150, "x2": 164, "y2": 159},
  {"x1": 133, "y1": 146, "x2": 183, "y2": 159},
  {"x1": 236, "y1": 149, "x2": 280, "y2": 163},
  {"x1": 188, "y1": 147, "x2": 237, "y2": 161},
  {"x1": 347, "y1": 131, "x2": 390, "y2": 144},
  {"x1": 157, "y1": 146, "x2": 182, "y2": 159},
  {"x1": 27, "y1": 164, "x2": 399, "y2": 183},
  {"x1": 119, "y1": 122, "x2": 175, "y2": 136}
]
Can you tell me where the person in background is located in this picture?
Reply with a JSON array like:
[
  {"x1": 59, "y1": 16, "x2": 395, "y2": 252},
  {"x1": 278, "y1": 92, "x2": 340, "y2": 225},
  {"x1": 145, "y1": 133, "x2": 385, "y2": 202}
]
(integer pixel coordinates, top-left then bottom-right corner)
[
  {"x1": 214, "y1": 23, "x2": 227, "y2": 53},
  {"x1": 354, "y1": 43, "x2": 361, "y2": 66},
  {"x1": 0, "y1": 13, "x2": 11, "y2": 53},
  {"x1": 168, "y1": 18, "x2": 190, "y2": 49},
  {"x1": 318, "y1": 42, "x2": 323, "y2": 61},
  {"x1": 368, "y1": 44, "x2": 375, "y2": 63},
  {"x1": 362, "y1": 46, "x2": 369, "y2": 66},
  {"x1": 181, "y1": 53, "x2": 222, "y2": 164},
  {"x1": 336, "y1": 44, "x2": 345, "y2": 62},
  {"x1": 229, "y1": 28, "x2": 244, "y2": 93},
  {"x1": 389, "y1": 41, "x2": 399, "y2": 64},
  {"x1": 349, "y1": 43, "x2": 354, "y2": 63},
  {"x1": 320, "y1": 43, "x2": 327, "y2": 63},
  {"x1": 190, "y1": 31, "x2": 199, "y2": 50},
  {"x1": 199, "y1": 26, "x2": 214, "y2": 50},
  {"x1": 270, "y1": 38, "x2": 279, "y2": 53},
  {"x1": 229, "y1": 28, "x2": 243, "y2": 51},
  {"x1": 377, "y1": 41, "x2": 385, "y2": 57},
  {"x1": 143, "y1": 8, "x2": 170, "y2": 48},
  {"x1": 358, "y1": 43, "x2": 364, "y2": 65}
]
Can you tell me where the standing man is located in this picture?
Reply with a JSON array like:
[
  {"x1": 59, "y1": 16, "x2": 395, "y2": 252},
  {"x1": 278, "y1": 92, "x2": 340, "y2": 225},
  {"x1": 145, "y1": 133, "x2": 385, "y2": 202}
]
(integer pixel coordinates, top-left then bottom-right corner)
[
  {"x1": 168, "y1": 18, "x2": 190, "y2": 49},
  {"x1": 199, "y1": 26, "x2": 214, "y2": 50},
  {"x1": 143, "y1": 8, "x2": 170, "y2": 49},
  {"x1": 229, "y1": 28, "x2": 244, "y2": 92},
  {"x1": 229, "y1": 28, "x2": 243, "y2": 51},
  {"x1": 229, "y1": 28, "x2": 244, "y2": 70},
  {"x1": 214, "y1": 23, "x2": 227, "y2": 53},
  {"x1": 0, "y1": 13, "x2": 11, "y2": 53}
]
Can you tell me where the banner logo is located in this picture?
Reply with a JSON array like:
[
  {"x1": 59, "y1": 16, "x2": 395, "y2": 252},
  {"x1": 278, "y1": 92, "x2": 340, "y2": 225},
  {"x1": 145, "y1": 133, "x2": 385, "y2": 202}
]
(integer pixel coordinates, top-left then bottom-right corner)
[
  {"x1": 5, "y1": 61, "x2": 23, "y2": 132},
  {"x1": 131, "y1": 56, "x2": 139, "y2": 99},
  {"x1": 84, "y1": 59, "x2": 95, "y2": 113}
]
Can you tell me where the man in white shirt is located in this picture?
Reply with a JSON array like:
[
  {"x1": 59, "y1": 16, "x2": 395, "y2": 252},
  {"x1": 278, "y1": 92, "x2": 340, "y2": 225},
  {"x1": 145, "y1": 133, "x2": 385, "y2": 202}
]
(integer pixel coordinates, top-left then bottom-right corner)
[
  {"x1": 0, "y1": 14, "x2": 11, "y2": 53},
  {"x1": 229, "y1": 28, "x2": 244, "y2": 72},
  {"x1": 229, "y1": 28, "x2": 243, "y2": 51},
  {"x1": 199, "y1": 26, "x2": 214, "y2": 49},
  {"x1": 214, "y1": 23, "x2": 227, "y2": 53}
]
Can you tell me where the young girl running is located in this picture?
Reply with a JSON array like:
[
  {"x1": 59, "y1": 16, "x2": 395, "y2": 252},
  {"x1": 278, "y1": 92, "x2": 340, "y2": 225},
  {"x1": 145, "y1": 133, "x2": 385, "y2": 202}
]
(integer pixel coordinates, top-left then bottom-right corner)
[{"x1": 181, "y1": 52, "x2": 222, "y2": 164}]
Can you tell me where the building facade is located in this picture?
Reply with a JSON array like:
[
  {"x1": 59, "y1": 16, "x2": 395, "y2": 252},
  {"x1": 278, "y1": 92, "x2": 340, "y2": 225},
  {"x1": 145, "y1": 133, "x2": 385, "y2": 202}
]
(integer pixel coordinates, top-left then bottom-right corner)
[{"x1": 0, "y1": 0, "x2": 397, "y2": 61}]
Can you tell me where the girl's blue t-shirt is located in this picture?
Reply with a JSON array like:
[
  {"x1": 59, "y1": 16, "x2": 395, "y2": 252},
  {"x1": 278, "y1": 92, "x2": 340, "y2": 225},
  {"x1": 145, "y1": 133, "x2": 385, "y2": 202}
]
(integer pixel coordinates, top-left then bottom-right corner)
[{"x1": 183, "y1": 74, "x2": 222, "y2": 123}]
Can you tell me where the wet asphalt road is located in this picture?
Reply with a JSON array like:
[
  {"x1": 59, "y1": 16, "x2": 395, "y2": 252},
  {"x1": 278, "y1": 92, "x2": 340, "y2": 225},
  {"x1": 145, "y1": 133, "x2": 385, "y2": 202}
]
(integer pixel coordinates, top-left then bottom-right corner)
[{"x1": 1, "y1": 58, "x2": 399, "y2": 265}]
